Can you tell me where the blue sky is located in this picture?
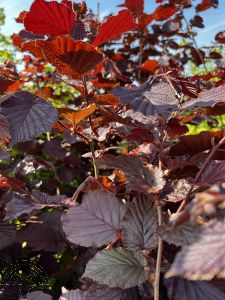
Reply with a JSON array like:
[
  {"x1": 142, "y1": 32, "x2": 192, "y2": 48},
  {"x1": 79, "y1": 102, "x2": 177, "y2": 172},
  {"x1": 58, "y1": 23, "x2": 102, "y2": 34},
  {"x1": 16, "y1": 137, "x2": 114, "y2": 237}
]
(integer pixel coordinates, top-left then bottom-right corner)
[{"x1": 0, "y1": 0, "x2": 225, "y2": 47}]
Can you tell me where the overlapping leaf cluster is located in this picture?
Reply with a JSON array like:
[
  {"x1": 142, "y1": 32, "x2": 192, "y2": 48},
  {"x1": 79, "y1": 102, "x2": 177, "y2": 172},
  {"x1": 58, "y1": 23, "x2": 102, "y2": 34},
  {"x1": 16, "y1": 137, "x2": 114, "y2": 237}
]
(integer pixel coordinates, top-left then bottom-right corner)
[{"x1": 0, "y1": 0, "x2": 225, "y2": 299}]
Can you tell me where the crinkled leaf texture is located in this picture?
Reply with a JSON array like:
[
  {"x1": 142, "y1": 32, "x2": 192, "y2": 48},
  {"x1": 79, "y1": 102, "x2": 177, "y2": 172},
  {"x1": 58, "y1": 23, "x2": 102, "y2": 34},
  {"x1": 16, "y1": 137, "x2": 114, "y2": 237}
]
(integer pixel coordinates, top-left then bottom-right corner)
[
  {"x1": 97, "y1": 154, "x2": 165, "y2": 193},
  {"x1": 83, "y1": 248, "x2": 148, "y2": 289},
  {"x1": 60, "y1": 285, "x2": 140, "y2": 300},
  {"x1": 166, "y1": 215, "x2": 225, "y2": 280},
  {"x1": 165, "y1": 278, "x2": 225, "y2": 300},
  {"x1": 93, "y1": 10, "x2": 137, "y2": 47},
  {"x1": 113, "y1": 77, "x2": 178, "y2": 119},
  {"x1": 20, "y1": 291, "x2": 52, "y2": 300},
  {"x1": 24, "y1": 0, "x2": 76, "y2": 36},
  {"x1": 0, "y1": 91, "x2": 58, "y2": 146},
  {"x1": 180, "y1": 86, "x2": 225, "y2": 110},
  {"x1": 62, "y1": 190, "x2": 121, "y2": 247},
  {"x1": 38, "y1": 37, "x2": 103, "y2": 77},
  {"x1": 122, "y1": 198, "x2": 158, "y2": 251},
  {"x1": 0, "y1": 223, "x2": 16, "y2": 250}
]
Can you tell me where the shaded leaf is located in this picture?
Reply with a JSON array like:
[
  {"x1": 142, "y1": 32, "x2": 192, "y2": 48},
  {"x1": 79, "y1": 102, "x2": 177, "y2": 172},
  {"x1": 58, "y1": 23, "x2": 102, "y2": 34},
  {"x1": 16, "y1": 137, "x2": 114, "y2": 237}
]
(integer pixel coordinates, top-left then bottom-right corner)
[
  {"x1": 165, "y1": 277, "x2": 225, "y2": 300},
  {"x1": 83, "y1": 248, "x2": 148, "y2": 289},
  {"x1": 121, "y1": 198, "x2": 158, "y2": 251},
  {"x1": 166, "y1": 216, "x2": 225, "y2": 280},
  {"x1": 153, "y1": 4, "x2": 178, "y2": 21},
  {"x1": 0, "y1": 223, "x2": 16, "y2": 250},
  {"x1": 0, "y1": 91, "x2": 58, "y2": 146},
  {"x1": 0, "y1": 114, "x2": 11, "y2": 143},
  {"x1": 4, "y1": 190, "x2": 63, "y2": 220},
  {"x1": 17, "y1": 222, "x2": 65, "y2": 252},
  {"x1": 158, "y1": 221, "x2": 196, "y2": 246},
  {"x1": 113, "y1": 78, "x2": 178, "y2": 118},
  {"x1": 97, "y1": 154, "x2": 165, "y2": 193},
  {"x1": 62, "y1": 190, "x2": 121, "y2": 247},
  {"x1": 24, "y1": 0, "x2": 76, "y2": 37},
  {"x1": 195, "y1": 161, "x2": 225, "y2": 185},
  {"x1": 38, "y1": 37, "x2": 103, "y2": 77},
  {"x1": 169, "y1": 131, "x2": 223, "y2": 156},
  {"x1": 93, "y1": 10, "x2": 137, "y2": 47}
]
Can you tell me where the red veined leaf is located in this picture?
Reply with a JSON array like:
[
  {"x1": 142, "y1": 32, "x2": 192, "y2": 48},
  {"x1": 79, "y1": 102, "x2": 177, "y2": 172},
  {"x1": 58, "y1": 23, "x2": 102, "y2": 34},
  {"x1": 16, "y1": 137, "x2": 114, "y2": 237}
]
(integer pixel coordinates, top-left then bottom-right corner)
[
  {"x1": 37, "y1": 37, "x2": 103, "y2": 77},
  {"x1": 153, "y1": 4, "x2": 178, "y2": 21},
  {"x1": 215, "y1": 31, "x2": 225, "y2": 44},
  {"x1": 24, "y1": 0, "x2": 76, "y2": 37},
  {"x1": 59, "y1": 104, "x2": 96, "y2": 125},
  {"x1": 0, "y1": 114, "x2": 11, "y2": 143},
  {"x1": 138, "y1": 59, "x2": 158, "y2": 73},
  {"x1": 93, "y1": 10, "x2": 137, "y2": 47},
  {"x1": 118, "y1": 0, "x2": 144, "y2": 16},
  {"x1": 20, "y1": 40, "x2": 46, "y2": 59}
]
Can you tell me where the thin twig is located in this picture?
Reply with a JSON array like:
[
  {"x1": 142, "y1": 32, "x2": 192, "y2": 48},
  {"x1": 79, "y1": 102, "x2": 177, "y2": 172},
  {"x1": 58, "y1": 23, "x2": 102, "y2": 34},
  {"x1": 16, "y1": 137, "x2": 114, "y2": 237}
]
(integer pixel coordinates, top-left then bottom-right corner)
[
  {"x1": 82, "y1": 76, "x2": 99, "y2": 179},
  {"x1": 154, "y1": 205, "x2": 163, "y2": 300},
  {"x1": 154, "y1": 131, "x2": 166, "y2": 300},
  {"x1": 176, "y1": 135, "x2": 225, "y2": 213},
  {"x1": 182, "y1": 14, "x2": 208, "y2": 73}
]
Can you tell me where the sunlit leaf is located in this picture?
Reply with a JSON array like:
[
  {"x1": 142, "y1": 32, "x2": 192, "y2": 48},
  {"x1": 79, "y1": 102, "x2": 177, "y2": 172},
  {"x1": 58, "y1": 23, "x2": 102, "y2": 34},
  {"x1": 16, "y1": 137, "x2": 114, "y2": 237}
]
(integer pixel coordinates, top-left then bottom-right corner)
[
  {"x1": 24, "y1": 0, "x2": 76, "y2": 37},
  {"x1": 93, "y1": 10, "x2": 137, "y2": 47},
  {"x1": 38, "y1": 37, "x2": 103, "y2": 77}
]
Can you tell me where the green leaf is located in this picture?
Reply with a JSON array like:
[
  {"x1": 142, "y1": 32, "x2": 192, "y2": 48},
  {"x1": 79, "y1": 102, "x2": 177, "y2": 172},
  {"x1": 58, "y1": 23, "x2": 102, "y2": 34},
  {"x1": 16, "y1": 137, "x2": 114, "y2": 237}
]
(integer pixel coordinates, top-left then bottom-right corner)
[{"x1": 83, "y1": 248, "x2": 149, "y2": 289}]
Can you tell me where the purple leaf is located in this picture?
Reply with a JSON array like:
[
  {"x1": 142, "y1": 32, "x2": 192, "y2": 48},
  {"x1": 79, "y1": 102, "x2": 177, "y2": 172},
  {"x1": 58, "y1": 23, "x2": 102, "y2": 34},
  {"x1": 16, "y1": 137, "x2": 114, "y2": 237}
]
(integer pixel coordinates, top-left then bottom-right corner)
[
  {"x1": 121, "y1": 198, "x2": 158, "y2": 251},
  {"x1": 165, "y1": 277, "x2": 225, "y2": 300},
  {"x1": 180, "y1": 86, "x2": 225, "y2": 110},
  {"x1": 0, "y1": 223, "x2": 16, "y2": 250},
  {"x1": 4, "y1": 190, "x2": 64, "y2": 220},
  {"x1": 194, "y1": 161, "x2": 225, "y2": 185},
  {"x1": 0, "y1": 91, "x2": 58, "y2": 145},
  {"x1": 22, "y1": 291, "x2": 52, "y2": 300},
  {"x1": 166, "y1": 215, "x2": 225, "y2": 280},
  {"x1": 62, "y1": 190, "x2": 121, "y2": 247},
  {"x1": 97, "y1": 154, "x2": 165, "y2": 193},
  {"x1": 113, "y1": 77, "x2": 178, "y2": 119}
]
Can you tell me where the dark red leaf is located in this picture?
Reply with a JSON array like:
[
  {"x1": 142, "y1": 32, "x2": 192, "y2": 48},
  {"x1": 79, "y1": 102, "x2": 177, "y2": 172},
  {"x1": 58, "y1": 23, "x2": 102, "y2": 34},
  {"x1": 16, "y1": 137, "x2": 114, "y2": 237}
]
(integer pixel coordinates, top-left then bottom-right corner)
[
  {"x1": 38, "y1": 37, "x2": 103, "y2": 77},
  {"x1": 215, "y1": 31, "x2": 225, "y2": 44}
]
